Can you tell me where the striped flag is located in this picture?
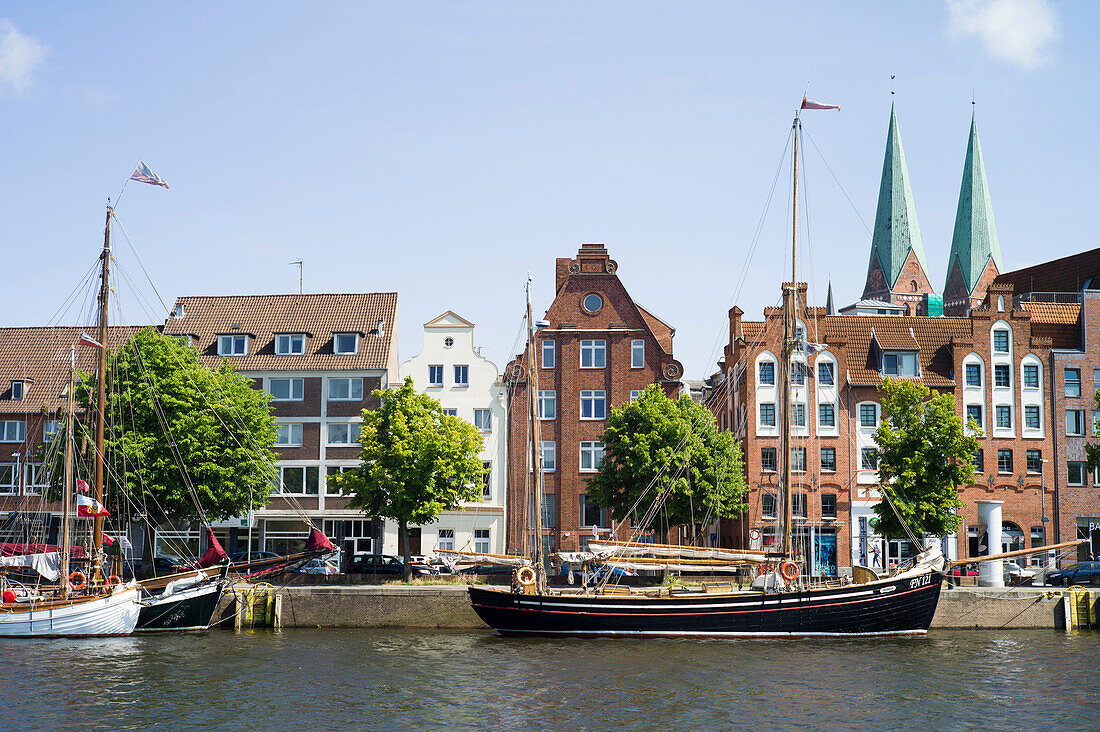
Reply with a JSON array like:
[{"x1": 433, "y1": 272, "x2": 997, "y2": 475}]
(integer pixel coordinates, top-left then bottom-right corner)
[
  {"x1": 77, "y1": 494, "x2": 110, "y2": 517},
  {"x1": 77, "y1": 332, "x2": 102, "y2": 349},
  {"x1": 130, "y1": 160, "x2": 170, "y2": 189},
  {"x1": 801, "y1": 96, "x2": 841, "y2": 111}
]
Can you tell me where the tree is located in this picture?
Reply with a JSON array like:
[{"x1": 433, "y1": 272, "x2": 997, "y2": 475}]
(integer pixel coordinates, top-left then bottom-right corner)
[
  {"x1": 870, "y1": 378, "x2": 979, "y2": 543},
  {"x1": 584, "y1": 385, "x2": 746, "y2": 541},
  {"x1": 333, "y1": 377, "x2": 485, "y2": 580},
  {"x1": 54, "y1": 328, "x2": 278, "y2": 570}
]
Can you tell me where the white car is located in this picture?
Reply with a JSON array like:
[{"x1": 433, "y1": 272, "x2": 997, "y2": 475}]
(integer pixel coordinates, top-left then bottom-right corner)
[
  {"x1": 293, "y1": 558, "x2": 340, "y2": 576},
  {"x1": 1004, "y1": 561, "x2": 1036, "y2": 586}
]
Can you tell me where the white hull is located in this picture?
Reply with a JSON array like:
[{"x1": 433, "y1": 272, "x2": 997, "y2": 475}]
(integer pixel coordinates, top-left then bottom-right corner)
[{"x1": 0, "y1": 584, "x2": 141, "y2": 638}]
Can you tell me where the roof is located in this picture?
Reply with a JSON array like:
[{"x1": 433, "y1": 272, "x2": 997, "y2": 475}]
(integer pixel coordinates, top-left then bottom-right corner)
[
  {"x1": 871, "y1": 326, "x2": 920, "y2": 350},
  {"x1": 840, "y1": 299, "x2": 905, "y2": 313},
  {"x1": 994, "y1": 248, "x2": 1100, "y2": 295},
  {"x1": 1020, "y1": 301, "x2": 1081, "y2": 349},
  {"x1": 162, "y1": 293, "x2": 398, "y2": 372},
  {"x1": 0, "y1": 326, "x2": 148, "y2": 413},
  {"x1": 945, "y1": 115, "x2": 1003, "y2": 295},
  {"x1": 823, "y1": 316, "x2": 971, "y2": 386}
]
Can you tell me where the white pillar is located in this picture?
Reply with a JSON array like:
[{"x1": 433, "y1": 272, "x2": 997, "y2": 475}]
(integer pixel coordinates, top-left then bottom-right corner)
[{"x1": 976, "y1": 500, "x2": 1004, "y2": 587}]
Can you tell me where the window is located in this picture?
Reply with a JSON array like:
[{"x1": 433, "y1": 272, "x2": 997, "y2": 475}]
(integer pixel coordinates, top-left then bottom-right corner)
[
  {"x1": 474, "y1": 528, "x2": 490, "y2": 553},
  {"x1": 329, "y1": 378, "x2": 363, "y2": 401},
  {"x1": 269, "y1": 378, "x2": 304, "y2": 401},
  {"x1": 542, "y1": 340, "x2": 555, "y2": 369},
  {"x1": 481, "y1": 462, "x2": 492, "y2": 499},
  {"x1": 538, "y1": 390, "x2": 556, "y2": 419},
  {"x1": 1095, "y1": 410, "x2": 1100, "y2": 437},
  {"x1": 761, "y1": 447, "x2": 777, "y2": 472},
  {"x1": 882, "y1": 351, "x2": 918, "y2": 377},
  {"x1": 443, "y1": 337, "x2": 454, "y2": 348},
  {"x1": 0, "y1": 421, "x2": 26, "y2": 443},
  {"x1": 817, "y1": 362, "x2": 834, "y2": 386},
  {"x1": 473, "y1": 409, "x2": 492, "y2": 432},
  {"x1": 454, "y1": 365, "x2": 469, "y2": 386},
  {"x1": 327, "y1": 423, "x2": 361, "y2": 444},
  {"x1": 334, "y1": 333, "x2": 358, "y2": 355},
  {"x1": 821, "y1": 494, "x2": 837, "y2": 519},
  {"x1": 1068, "y1": 461, "x2": 1086, "y2": 486},
  {"x1": 966, "y1": 405, "x2": 983, "y2": 428},
  {"x1": 43, "y1": 420, "x2": 61, "y2": 440},
  {"x1": 10, "y1": 381, "x2": 23, "y2": 400},
  {"x1": 325, "y1": 465, "x2": 353, "y2": 494},
  {"x1": 442, "y1": 408, "x2": 458, "y2": 417},
  {"x1": 0, "y1": 464, "x2": 14, "y2": 495},
  {"x1": 1067, "y1": 410, "x2": 1086, "y2": 436},
  {"x1": 818, "y1": 403, "x2": 835, "y2": 428},
  {"x1": 993, "y1": 330, "x2": 1010, "y2": 353},
  {"x1": 792, "y1": 493, "x2": 807, "y2": 518},
  {"x1": 997, "y1": 449, "x2": 1013, "y2": 473},
  {"x1": 820, "y1": 447, "x2": 836, "y2": 472},
  {"x1": 792, "y1": 403, "x2": 805, "y2": 427},
  {"x1": 580, "y1": 340, "x2": 606, "y2": 368},
  {"x1": 580, "y1": 494, "x2": 609, "y2": 527},
  {"x1": 1065, "y1": 368, "x2": 1081, "y2": 397},
  {"x1": 859, "y1": 404, "x2": 877, "y2": 427},
  {"x1": 965, "y1": 363, "x2": 982, "y2": 387},
  {"x1": 279, "y1": 465, "x2": 319, "y2": 495},
  {"x1": 539, "y1": 441, "x2": 556, "y2": 472},
  {"x1": 759, "y1": 361, "x2": 775, "y2": 385},
  {"x1": 972, "y1": 449, "x2": 984, "y2": 473},
  {"x1": 761, "y1": 494, "x2": 777, "y2": 518},
  {"x1": 1026, "y1": 449, "x2": 1042, "y2": 474},
  {"x1": 1023, "y1": 364, "x2": 1039, "y2": 388},
  {"x1": 428, "y1": 365, "x2": 443, "y2": 387},
  {"x1": 218, "y1": 334, "x2": 248, "y2": 356},
  {"x1": 275, "y1": 334, "x2": 305, "y2": 355},
  {"x1": 275, "y1": 423, "x2": 303, "y2": 446},
  {"x1": 630, "y1": 390, "x2": 642, "y2": 402},
  {"x1": 631, "y1": 339, "x2": 645, "y2": 368},
  {"x1": 791, "y1": 447, "x2": 806, "y2": 472},
  {"x1": 437, "y1": 529, "x2": 455, "y2": 551},
  {"x1": 760, "y1": 403, "x2": 776, "y2": 427},
  {"x1": 791, "y1": 362, "x2": 806, "y2": 385},
  {"x1": 996, "y1": 405, "x2": 1012, "y2": 429},
  {"x1": 580, "y1": 390, "x2": 606, "y2": 420},
  {"x1": 579, "y1": 441, "x2": 605, "y2": 472},
  {"x1": 541, "y1": 496, "x2": 557, "y2": 529},
  {"x1": 1024, "y1": 405, "x2": 1040, "y2": 430},
  {"x1": 25, "y1": 463, "x2": 47, "y2": 493},
  {"x1": 994, "y1": 364, "x2": 1010, "y2": 387},
  {"x1": 861, "y1": 448, "x2": 878, "y2": 471},
  {"x1": 582, "y1": 293, "x2": 603, "y2": 313}
]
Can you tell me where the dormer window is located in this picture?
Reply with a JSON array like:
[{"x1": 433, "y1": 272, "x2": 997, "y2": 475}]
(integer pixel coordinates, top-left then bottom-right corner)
[
  {"x1": 10, "y1": 381, "x2": 24, "y2": 400},
  {"x1": 334, "y1": 333, "x2": 359, "y2": 355},
  {"x1": 276, "y1": 334, "x2": 306, "y2": 355},
  {"x1": 171, "y1": 303, "x2": 185, "y2": 318},
  {"x1": 882, "y1": 351, "x2": 918, "y2": 377},
  {"x1": 218, "y1": 335, "x2": 249, "y2": 357}
]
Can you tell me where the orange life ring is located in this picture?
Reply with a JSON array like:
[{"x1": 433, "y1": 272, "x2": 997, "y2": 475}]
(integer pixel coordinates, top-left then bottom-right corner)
[
  {"x1": 68, "y1": 571, "x2": 87, "y2": 591},
  {"x1": 516, "y1": 566, "x2": 536, "y2": 586},
  {"x1": 107, "y1": 574, "x2": 123, "y2": 586},
  {"x1": 779, "y1": 560, "x2": 800, "y2": 582}
]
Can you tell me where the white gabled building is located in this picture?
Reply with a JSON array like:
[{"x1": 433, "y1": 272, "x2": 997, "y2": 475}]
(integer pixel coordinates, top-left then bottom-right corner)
[{"x1": 395, "y1": 312, "x2": 508, "y2": 557}]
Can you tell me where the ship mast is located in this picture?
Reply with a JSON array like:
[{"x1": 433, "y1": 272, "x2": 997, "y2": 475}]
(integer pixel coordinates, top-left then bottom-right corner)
[
  {"x1": 60, "y1": 348, "x2": 76, "y2": 598},
  {"x1": 92, "y1": 205, "x2": 111, "y2": 582},
  {"x1": 525, "y1": 278, "x2": 547, "y2": 592},
  {"x1": 779, "y1": 113, "x2": 801, "y2": 560}
]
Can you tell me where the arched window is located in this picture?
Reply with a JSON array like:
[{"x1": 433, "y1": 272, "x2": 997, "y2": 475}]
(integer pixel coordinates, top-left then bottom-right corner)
[
  {"x1": 910, "y1": 280, "x2": 918, "y2": 292},
  {"x1": 997, "y1": 295, "x2": 1005, "y2": 312}
]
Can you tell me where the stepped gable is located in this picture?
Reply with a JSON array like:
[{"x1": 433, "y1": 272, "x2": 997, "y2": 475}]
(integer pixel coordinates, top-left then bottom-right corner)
[
  {"x1": 162, "y1": 293, "x2": 398, "y2": 371},
  {"x1": 820, "y1": 315, "x2": 971, "y2": 387},
  {"x1": 993, "y1": 248, "x2": 1100, "y2": 295}
]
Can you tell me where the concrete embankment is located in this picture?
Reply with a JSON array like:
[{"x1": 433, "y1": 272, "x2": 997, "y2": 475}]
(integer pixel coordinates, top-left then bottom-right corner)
[{"x1": 216, "y1": 584, "x2": 1072, "y2": 630}]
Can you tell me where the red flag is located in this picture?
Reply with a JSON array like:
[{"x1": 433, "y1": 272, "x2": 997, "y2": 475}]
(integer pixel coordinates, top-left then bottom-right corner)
[
  {"x1": 801, "y1": 96, "x2": 840, "y2": 111},
  {"x1": 76, "y1": 494, "x2": 109, "y2": 517},
  {"x1": 77, "y1": 332, "x2": 103, "y2": 349},
  {"x1": 101, "y1": 533, "x2": 115, "y2": 547},
  {"x1": 76, "y1": 479, "x2": 89, "y2": 494}
]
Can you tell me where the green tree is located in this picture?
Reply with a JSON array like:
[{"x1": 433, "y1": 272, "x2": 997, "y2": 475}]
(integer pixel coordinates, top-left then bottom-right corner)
[
  {"x1": 333, "y1": 377, "x2": 485, "y2": 580},
  {"x1": 870, "y1": 378, "x2": 979, "y2": 542},
  {"x1": 584, "y1": 385, "x2": 746, "y2": 540}
]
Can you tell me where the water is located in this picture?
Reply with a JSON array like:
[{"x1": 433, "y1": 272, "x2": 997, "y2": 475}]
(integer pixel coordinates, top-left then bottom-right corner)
[{"x1": 1, "y1": 629, "x2": 1098, "y2": 731}]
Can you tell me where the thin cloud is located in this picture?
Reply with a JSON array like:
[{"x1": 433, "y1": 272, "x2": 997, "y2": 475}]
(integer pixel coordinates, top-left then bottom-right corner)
[
  {"x1": 946, "y1": 0, "x2": 1059, "y2": 69},
  {"x1": 0, "y1": 18, "x2": 48, "y2": 95}
]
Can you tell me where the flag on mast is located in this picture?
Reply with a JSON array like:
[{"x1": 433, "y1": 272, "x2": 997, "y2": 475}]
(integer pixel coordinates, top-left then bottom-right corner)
[
  {"x1": 801, "y1": 96, "x2": 841, "y2": 111},
  {"x1": 77, "y1": 494, "x2": 110, "y2": 518},
  {"x1": 76, "y1": 479, "x2": 90, "y2": 494},
  {"x1": 130, "y1": 160, "x2": 170, "y2": 189},
  {"x1": 77, "y1": 332, "x2": 103, "y2": 349}
]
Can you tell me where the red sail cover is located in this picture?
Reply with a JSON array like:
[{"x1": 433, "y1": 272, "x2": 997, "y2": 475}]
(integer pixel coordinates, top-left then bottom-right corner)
[
  {"x1": 197, "y1": 527, "x2": 229, "y2": 568},
  {"x1": 304, "y1": 527, "x2": 335, "y2": 553},
  {"x1": 0, "y1": 543, "x2": 86, "y2": 558}
]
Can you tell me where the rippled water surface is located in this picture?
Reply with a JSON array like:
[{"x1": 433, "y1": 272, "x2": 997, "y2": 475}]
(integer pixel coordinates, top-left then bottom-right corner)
[{"x1": 1, "y1": 628, "x2": 1098, "y2": 731}]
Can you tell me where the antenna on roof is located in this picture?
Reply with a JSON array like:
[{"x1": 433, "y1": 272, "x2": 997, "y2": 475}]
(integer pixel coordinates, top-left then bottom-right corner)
[{"x1": 290, "y1": 260, "x2": 303, "y2": 294}]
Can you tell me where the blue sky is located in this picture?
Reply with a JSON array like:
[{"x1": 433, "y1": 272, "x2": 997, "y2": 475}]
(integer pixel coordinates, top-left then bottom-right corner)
[{"x1": 2, "y1": 1, "x2": 1095, "y2": 379}]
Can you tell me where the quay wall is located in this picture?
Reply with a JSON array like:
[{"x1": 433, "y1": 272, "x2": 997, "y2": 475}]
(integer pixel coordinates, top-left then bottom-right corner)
[{"x1": 217, "y1": 584, "x2": 1068, "y2": 630}]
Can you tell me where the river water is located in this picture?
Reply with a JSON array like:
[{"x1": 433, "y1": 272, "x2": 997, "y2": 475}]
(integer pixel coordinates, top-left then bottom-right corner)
[{"x1": 1, "y1": 629, "x2": 1097, "y2": 731}]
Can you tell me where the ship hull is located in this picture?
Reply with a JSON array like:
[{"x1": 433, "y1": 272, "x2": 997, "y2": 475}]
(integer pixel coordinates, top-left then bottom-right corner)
[
  {"x1": 136, "y1": 580, "x2": 224, "y2": 632},
  {"x1": 469, "y1": 569, "x2": 943, "y2": 637},
  {"x1": 0, "y1": 585, "x2": 141, "y2": 638}
]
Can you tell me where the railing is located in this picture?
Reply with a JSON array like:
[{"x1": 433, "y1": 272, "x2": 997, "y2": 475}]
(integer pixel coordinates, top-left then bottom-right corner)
[{"x1": 1015, "y1": 292, "x2": 1083, "y2": 305}]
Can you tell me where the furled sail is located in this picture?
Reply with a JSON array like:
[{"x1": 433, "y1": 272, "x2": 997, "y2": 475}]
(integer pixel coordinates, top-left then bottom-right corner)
[
  {"x1": 587, "y1": 540, "x2": 767, "y2": 564},
  {"x1": 436, "y1": 549, "x2": 530, "y2": 567}
]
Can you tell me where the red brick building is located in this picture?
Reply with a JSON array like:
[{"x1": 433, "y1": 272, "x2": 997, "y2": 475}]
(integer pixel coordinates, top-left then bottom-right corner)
[{"x1": 504, "y1": 244, "x2": 683, "y2": 555}]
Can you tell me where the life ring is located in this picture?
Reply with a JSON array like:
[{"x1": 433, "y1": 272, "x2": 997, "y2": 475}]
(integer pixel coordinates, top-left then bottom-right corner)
[
  {"x1": 779, "y1": 561, "x2": 799, "y2": 582},
  {"x1": 68, "y1": 571, "x2": 87, "y2": 591},
  {"x1": 107, "y1": 574, "x2": 123, "y2": 586},
  {"x1": 516, "y1": 566, "x2": 536, "y2": 587}
]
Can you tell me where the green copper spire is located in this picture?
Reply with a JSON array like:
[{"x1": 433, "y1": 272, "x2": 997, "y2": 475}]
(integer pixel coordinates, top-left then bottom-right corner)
[
  {"x1": 866, "y1": 104, "x2": 929, "y2": 289},
  {"x1": 945, "y1": 114, "x2": 1003, "y2": 294}
]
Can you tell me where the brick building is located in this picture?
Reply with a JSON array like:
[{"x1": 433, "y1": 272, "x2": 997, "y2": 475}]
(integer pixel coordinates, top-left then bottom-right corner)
[{"x1": 504, "y1": 244, "x2": 684, "y2": 556}]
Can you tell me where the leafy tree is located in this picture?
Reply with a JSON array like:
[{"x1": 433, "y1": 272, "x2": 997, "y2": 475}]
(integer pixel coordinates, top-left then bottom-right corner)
[
  {"x1": 334, "y1": 377, "x2": 485, "y2": 580},
  {"x1": 584, "y1": 385, "x2": 746, "y2": 540},
  {"x1": 870, "y1": 378, "x2": 979, "y2": 542}
]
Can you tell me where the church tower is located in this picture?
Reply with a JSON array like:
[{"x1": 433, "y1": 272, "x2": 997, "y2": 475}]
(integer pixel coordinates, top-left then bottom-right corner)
[
  {"x1": 861, "y1": 104, "x2": 935, "y2": 314},
  {"x1": 942, "y1": 114, "x2": 1004, "y2": 315}
]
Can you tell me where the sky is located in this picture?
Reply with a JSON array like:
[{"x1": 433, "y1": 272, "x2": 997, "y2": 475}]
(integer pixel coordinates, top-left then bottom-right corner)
[{"x1": 2, "y1": 1, "x2": 1096, "y2": 380}]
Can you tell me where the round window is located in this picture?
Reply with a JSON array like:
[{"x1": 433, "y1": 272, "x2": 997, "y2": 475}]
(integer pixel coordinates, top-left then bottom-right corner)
[
  {"x1": 444, "y1": 337, "x2": 454, "y2": 348},
  {"x1": 583, "y1": 294, "x2": 603, "y2": 313}
]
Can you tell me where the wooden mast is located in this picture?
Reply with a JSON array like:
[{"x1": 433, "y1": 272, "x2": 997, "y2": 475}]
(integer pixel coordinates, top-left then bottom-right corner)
[
  {"x1": 779, "y1": 113, "x2": 800, "y2": 560},
  {"x1": 92, "y1": 205, "x2": 111, "y2": 582},
  {"x1": 525, "y1": 278, "x2": 546, "y2": 591},
  {"x1": 60, "y1": 348, "x2": 75, "y2": 598}
]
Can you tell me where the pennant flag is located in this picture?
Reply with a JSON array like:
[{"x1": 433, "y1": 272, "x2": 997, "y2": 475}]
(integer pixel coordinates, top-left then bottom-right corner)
[
  {"x1": 76, "y1": 479, "x2": 89, "y2": 494},
  {"x1": 77, "y1": 332, "x2": 103, "y2": 349},
  {"x1": 102, "y1": 533, "x2": 132, "y2": 550},
  {"x1": 801, "y1": 96, "x2": 841, "y2": 111},
  {"x1": 130, "y1": 160, "x2": 170, "y2": 189},
  {"x1": 76, "y1": 494, "x2": 109, "y2": 517}
]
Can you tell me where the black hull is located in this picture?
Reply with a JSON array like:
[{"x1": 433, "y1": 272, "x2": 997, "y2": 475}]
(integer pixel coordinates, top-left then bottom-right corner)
[
  {"x1": 469, "y1": 570, "x2": 943, "y2": 637},
  {"x1": 136, "y1": 581, "x2": 223, "y2": 633}
]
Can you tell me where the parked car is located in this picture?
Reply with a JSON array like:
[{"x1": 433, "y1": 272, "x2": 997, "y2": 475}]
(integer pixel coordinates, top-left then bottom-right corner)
[
  {"x1": 1045, "y1": 561, "x2": 1100, "y2": 586},
  {"x1": 293, "y1": 558, "x2": 340, "y2": 576},
  {"x1": 345, "y1": 554, "x2": 437, "y2": 576},
  {"x1": 229, "y1": 550, "x2": 282, "y2": 564},
  {"x1": 1004, "y1": 561, "x2": 1036, "y2": 586},
  {"x1": 457, "y1": 564, "x2": 514, "y2": 576}
]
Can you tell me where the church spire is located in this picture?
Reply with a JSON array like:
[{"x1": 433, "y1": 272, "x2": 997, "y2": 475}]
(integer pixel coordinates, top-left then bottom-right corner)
[
  {"x1": 825, "y1": 277, "x2": 835, "y2": 315},
  {"x1": 861, "y1": 104, "x2": 934, "y2": 313},
  {"x1": 943, "y1": 113, "x2": 1003, "y2": 315}
]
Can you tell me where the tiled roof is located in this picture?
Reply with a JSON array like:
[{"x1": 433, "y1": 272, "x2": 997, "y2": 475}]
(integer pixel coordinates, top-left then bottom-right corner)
[
  {"x1": 871, "y1": 327, "x2": 920, "y2": 350},
  {"x1": 1020, "y1": 302, "x2": 1081, "y2": 349},
  {"x1": 0, "y1": 326, "x2": 148, "y2": 413},
  {"x1": 994, "y1": 248, "x2": 1100, "y2": 295},
  {"x1": 162, "y1": 293, "x2": 398, "y2": 372},
  {"x1": 820, "y1": 316, "x2": 972, "y2": 387}
]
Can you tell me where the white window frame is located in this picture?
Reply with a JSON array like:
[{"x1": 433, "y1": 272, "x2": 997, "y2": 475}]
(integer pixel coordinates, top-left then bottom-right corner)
[
  {"x1": 278, "y1": 465, "x2": 319, "y2": 495},
  {"x1": 538, "y1": 390, "x2": 556, "y2": 419},
  {"x1": 480, "y1": 462, "x2": 492, "y2": 500},
  {"x1": 473, "y1": 528, "x2": 490, "y2": 554},
  {"x1": 631, "y1": 339, "x2": 645, "y2": 369},
  {"x1": 275, "y1": 423, "x2": 304, "y2": 446},
  {"x1": 275, "y1": 334, "x2": 306, "y2": 355},
  {"x1": 44, "y1": 420, "x2": 61, "y2": 440},
  {"x1": 24, "y1": 462, "x2": 48, "y2": 494},
  {"x1": 0, "y1": 421, "x2": 26, "y2": 443},
  {"x1": 0, "y1": 464, "x2": 15, "y2": 495},
  {"x1": 995, "y1": 405, "x2": 1012, "y2": 429},
  {"x1": 453, "y1": 365, "x2": 469, "y2": 387},
  {"x1": 10, "y1": 381, "x2": 24, "y2": 400},
  {"x1": 542, "y1": 340, "x2": 555, "y2": 369},
  {"x1": 218, "y1": 334, "x2": 248, "y2": 357},
  {"x1": 329, "y1": 378, "x2": 364, "y2": 401},
  {"x1": 580, "y1": 340, "x2": 606, "y2": 369},
  {"x1": 579, "y1": 441, "x2": 605, "y2": 472},
  {"x1": 579, "y1": 390, "x2": 606, "y2": 420},
  {"x1": 630, "y1": 389, "x2": 642, "y2": 402},
  {"x1": 473, "y1": 408, "x2": 492, "y2": 432},
  {"x1": 428, "y1": 365, "x2": 443, "y2": 387},
  {"x1": 436, "y1": 528, "x2": 455, "y2": 552},
  {"x1": 334, "y1": 333, "x2": 359, "y2": 355},
  {"x1": 539, "y1": 441, "x2": 556, "y2": 472},
  {"x1": 1067, "y1": 410, "x2": 1086, "y2": 436},
  {"x1": 269, "y1": 378, "x2": 304, "y2": 402},
  {"x1": 327, "y1": 422, "x2": 361, "y2": 445}
]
